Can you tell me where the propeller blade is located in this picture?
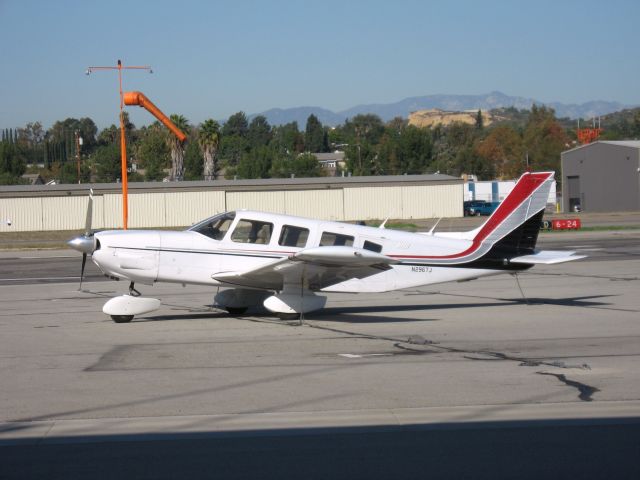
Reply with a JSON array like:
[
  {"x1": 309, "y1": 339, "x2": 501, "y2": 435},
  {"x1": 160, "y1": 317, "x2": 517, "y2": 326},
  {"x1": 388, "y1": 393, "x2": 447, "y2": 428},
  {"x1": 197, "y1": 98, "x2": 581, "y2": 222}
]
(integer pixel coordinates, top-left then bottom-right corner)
[
  {"x1": 84, "y1": 188, "x2": 94, "y2": 236},
  {"x1": 79, "y1": 252, "x2": 87, "y2": 290}
]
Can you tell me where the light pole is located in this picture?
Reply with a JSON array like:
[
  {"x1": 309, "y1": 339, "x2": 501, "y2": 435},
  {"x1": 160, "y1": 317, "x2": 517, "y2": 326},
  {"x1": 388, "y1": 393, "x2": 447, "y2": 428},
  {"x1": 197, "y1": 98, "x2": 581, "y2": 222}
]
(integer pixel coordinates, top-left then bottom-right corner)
[
  {"x1": 75, "y1": 130, "x2": 83, "y2": 184},
  {"x1": 86, "y1": 60, "x2": 152, "y2": 229}
]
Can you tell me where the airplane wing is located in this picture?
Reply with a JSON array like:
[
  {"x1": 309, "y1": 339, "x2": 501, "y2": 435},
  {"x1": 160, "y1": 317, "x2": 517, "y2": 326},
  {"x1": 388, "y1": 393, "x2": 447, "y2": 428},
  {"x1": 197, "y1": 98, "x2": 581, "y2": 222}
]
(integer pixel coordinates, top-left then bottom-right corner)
[
  {"x1": 212, "y1": 246, "x2": 398, "y2": 291},
  {"x1": 509, "y1": 250, "x2": 586, "y2": 265}
]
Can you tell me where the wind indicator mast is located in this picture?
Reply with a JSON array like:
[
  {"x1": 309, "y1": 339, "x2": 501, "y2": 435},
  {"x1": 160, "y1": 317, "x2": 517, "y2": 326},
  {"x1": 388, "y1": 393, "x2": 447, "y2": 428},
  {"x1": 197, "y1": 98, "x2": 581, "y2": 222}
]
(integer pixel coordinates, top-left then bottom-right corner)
[{"x1": 86, "y1": 60, "x2": 152, "y2": 230}]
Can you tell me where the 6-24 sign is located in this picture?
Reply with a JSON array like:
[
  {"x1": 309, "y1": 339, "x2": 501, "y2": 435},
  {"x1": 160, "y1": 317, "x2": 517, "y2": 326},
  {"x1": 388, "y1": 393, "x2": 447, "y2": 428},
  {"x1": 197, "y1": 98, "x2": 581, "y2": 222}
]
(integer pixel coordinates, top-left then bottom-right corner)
[{"x1": 552, "y1": 219, "x2": 581, "y2": 230}]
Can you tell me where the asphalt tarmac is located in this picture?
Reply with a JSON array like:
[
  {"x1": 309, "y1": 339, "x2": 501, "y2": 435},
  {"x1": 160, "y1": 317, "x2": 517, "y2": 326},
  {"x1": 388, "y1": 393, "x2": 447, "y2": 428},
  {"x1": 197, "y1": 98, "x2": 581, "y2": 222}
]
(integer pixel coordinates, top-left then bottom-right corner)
[{"x1": 1, "y1": 230, "x2": 639, "y2": 479}]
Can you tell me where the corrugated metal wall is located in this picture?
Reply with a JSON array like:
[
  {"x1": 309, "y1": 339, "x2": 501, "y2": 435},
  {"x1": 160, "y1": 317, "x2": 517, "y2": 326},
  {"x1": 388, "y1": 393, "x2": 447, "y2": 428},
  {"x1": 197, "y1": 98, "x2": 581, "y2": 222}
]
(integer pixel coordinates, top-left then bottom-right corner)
[
  {"x1": 0, "y1": 183, "x2": 463, "y2": 232},
  {"x1": 343, "y1": 187, "x2": 403, "y2": 220},
  {"x1": 401, "y1": 184, "x2": 461, "y2": 219},
  {"x1": 164, "y1": 191, "x2": 226, "y2": 227},
  {"x1": 284, "y1": 190, "x2": 344, "y2": 220},
  {"x1": 226, "y1": 191, "x2": 286, "y2": 213},
  {"x1": 343, "y1": 184, "x2": 462, "y2": 220},
  {"x1": 1, "y1": 197, "x2": 42, "y2": 232}
]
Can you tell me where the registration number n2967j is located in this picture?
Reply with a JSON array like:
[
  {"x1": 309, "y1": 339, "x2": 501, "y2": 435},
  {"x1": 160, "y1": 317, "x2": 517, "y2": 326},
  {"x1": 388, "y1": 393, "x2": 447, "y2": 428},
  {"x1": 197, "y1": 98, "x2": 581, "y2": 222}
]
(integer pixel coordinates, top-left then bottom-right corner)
[{"x1": 411, "y1": 266, "x2": 432, "y2": 273}]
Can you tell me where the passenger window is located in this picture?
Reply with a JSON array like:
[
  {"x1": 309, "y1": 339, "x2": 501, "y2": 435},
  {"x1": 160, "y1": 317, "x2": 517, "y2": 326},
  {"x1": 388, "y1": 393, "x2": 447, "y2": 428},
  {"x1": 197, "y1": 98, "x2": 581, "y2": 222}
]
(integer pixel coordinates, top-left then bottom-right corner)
[
  {"x1": 320, "y1": 232, "x2": 354, "y2": 247},
  {"x1": 363, "y1": 240, "x2": 382, "y2": 253},
  {"x1": 279, "y1": 225, "x2": 309, "y2": 248},
  {"x1": 231, "y1": 220, "x2": 273, "y2": 244}
]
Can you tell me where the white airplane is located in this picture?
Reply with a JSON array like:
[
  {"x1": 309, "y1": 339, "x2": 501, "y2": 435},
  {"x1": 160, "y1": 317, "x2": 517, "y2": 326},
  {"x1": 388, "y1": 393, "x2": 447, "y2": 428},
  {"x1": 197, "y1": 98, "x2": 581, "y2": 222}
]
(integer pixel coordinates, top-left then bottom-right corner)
[{"x1": 68, "y1": 171, "x2": 584, "y2": 323}]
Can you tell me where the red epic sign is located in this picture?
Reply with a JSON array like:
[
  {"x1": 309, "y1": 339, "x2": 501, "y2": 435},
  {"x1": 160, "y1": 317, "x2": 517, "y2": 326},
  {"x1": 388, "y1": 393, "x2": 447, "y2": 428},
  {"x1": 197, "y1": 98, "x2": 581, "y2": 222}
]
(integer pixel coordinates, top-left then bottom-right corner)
[{"x1": 552, "y1": 219, "x2": 581, "y2": 230}]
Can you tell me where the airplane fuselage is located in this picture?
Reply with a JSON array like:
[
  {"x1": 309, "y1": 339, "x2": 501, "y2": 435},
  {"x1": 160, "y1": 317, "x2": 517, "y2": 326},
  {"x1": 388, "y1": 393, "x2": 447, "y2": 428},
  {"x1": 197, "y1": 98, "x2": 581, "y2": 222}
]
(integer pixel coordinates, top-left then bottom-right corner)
[
  {"x1": 69, "y1": 172, "x2": 583, "y2": 321},
  {"x1": 91, "y1": 210, "x2": 516, "y2": 294}
]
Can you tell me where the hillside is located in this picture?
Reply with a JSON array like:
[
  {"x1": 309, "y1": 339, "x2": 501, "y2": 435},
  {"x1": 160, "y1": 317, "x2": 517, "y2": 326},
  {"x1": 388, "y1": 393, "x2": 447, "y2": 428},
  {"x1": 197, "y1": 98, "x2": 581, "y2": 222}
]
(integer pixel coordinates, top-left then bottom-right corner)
[
  {"x1": 408, "y1": 109, "x2": 494, "y2": 128},
  {"x1": 248, "y1": 91, "x2": 634, "y2": 126}
]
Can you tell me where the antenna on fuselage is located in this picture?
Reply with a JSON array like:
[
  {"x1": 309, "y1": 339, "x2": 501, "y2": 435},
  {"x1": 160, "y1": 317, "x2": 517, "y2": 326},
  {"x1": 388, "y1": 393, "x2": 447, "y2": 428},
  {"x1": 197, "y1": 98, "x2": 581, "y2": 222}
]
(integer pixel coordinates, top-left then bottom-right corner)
[
  {"x1": 379, "y1": 218, "x2": 389, "y2": 229},
  {"x1": 427, "y1": 218, "x2": 442, "y2": 236}
]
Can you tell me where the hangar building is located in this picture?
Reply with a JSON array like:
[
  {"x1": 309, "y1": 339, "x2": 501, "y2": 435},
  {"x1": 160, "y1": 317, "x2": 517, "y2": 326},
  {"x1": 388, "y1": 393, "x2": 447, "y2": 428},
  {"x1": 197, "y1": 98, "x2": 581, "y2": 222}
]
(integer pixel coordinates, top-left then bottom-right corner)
[
  {"x1": 0, "y1": 174, "x2": 463, "y2": 232},
  {"x1": 561, "y1": 141, "x2": 640, "y2": 212}
]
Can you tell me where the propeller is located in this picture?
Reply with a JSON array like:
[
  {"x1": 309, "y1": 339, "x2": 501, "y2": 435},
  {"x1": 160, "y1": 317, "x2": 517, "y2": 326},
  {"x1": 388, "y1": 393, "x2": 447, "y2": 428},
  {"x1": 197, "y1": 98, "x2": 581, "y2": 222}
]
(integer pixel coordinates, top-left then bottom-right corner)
[{"x1": 67, "y1": 189, "x2": 95, "y2": 290}]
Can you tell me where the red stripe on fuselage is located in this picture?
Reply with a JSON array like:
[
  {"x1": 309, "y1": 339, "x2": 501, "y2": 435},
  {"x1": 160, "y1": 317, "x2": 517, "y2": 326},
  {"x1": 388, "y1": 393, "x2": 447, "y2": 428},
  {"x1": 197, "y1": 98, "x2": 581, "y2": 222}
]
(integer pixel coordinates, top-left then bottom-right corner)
[{"x1": 390, "y1": 172, "x2": 552, "y2": 260}]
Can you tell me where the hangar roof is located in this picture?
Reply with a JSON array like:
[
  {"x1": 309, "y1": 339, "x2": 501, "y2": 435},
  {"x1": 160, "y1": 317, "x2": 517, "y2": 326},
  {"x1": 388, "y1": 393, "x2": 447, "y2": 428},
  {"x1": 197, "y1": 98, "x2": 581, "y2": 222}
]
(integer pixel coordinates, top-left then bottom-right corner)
[
  {"x1": 563, "y1": 140, "x2": 640, "y2": 154},
  {"x1": 599, "y1": 140, "x2": 640, "y2": 148},
  {"x1": 0, "y1": 173, "x2": 462, "y2": 198}
]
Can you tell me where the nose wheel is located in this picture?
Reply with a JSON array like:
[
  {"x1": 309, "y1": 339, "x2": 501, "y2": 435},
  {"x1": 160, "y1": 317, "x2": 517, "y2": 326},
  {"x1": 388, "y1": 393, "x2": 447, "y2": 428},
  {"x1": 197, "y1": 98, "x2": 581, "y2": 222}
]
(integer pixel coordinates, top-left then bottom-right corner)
[{"x1": 111, "y1": 315, "x2": 134, "y2": 323}]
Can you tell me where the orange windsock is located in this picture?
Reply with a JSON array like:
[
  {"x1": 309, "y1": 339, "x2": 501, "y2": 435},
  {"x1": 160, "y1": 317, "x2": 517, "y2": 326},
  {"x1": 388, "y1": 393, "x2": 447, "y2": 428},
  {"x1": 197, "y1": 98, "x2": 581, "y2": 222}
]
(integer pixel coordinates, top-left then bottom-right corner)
[{"x1": 124, "y1": 91, "x2": 187, "y2": 142}]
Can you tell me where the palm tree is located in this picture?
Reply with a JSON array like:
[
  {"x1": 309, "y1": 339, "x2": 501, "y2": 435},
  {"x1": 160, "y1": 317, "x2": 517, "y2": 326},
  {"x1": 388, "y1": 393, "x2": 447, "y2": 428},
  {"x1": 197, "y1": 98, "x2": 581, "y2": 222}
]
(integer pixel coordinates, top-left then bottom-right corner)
[
  {"x1": 198, "y1": 119, "x2": 221, "y2": 181},
  {"x1": 167, "y1": 114, "x2": 189, "y2": 181}
]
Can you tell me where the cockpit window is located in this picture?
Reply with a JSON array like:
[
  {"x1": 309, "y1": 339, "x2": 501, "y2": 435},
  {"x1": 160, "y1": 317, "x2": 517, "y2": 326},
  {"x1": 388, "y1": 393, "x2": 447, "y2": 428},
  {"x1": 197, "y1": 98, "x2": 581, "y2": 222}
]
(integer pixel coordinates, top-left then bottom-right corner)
[
  {"x1": 231, "y1": 219, "x2": 274, "y2": 244},
  {"x1": 190, "y1": 212, "x2": 235, "y2": 240}
]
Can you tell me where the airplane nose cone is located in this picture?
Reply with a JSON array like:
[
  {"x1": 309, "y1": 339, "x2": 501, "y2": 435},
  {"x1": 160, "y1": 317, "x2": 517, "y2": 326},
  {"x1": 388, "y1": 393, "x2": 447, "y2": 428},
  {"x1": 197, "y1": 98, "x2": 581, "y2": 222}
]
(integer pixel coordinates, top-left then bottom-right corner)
[{"x1": 67, "y1": 234, "x2": 95, "y2": 254}]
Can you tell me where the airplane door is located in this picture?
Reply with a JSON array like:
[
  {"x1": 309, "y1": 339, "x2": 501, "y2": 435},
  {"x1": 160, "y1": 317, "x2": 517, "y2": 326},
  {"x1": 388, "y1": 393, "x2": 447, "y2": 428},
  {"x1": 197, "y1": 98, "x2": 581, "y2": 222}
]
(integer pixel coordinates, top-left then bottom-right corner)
[{"x1": 357, "y1": 235, "x2": 395, "y2": 291}]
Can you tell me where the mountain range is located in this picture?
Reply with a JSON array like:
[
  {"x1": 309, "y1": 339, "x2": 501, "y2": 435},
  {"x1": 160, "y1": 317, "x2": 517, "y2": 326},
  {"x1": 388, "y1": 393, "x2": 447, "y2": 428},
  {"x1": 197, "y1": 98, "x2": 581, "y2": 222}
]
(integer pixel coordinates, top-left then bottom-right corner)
[{"x1": 248, "y1": 91, "x2": 634, "y2": 127}]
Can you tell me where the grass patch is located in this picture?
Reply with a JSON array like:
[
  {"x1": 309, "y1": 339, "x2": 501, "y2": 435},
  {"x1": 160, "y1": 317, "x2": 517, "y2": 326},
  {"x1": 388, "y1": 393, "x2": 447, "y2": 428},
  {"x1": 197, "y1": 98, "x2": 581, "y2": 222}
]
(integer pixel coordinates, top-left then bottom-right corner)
[
  {"x1": 366, "y1": 221, "x2": 419, "y2": 232},
  {"x1": 0, "y1": 226, "x2": 186, "y2": 250}
]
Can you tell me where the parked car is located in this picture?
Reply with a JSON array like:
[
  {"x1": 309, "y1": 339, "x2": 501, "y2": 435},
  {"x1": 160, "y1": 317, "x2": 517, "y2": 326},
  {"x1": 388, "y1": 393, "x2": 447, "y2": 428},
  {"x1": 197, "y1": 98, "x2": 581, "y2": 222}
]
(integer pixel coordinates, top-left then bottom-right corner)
[{"x1": 464, "y1": 200, "x2": 499, "y2": 216}]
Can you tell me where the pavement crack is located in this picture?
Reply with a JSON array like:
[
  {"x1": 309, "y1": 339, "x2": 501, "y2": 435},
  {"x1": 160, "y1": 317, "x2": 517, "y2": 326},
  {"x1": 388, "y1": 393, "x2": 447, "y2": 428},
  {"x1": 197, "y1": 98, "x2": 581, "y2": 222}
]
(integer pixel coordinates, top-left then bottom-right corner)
[
  {"x1": 465, "y1": 351, "x2": 591, "y2": 370},
  {"x1": 305, "y1": 323, "x2": 592, "y2": 371},
  {"x1": 392, "y1": 343, "x2": 437, "y2": 355},
  {"x1": 536, "y1": 372, "x2": 600, "y2": 401}
]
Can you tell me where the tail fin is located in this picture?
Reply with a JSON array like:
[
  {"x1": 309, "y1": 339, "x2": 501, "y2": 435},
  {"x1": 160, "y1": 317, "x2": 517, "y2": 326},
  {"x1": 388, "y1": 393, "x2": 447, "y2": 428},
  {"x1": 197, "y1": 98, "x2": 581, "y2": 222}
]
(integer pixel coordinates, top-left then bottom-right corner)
[
  {"x1": 407, "y1": 172, "x2": 583, "y2": 266},
  {"x1": 423, "y1": 172, "x2": 554, "y2": 265},
  {"x1": 473, "y1": 171, "x2": 584, "y2": 266},
  {"x1": 471, "y1": 171, "x2": 554, "y2": 254}
]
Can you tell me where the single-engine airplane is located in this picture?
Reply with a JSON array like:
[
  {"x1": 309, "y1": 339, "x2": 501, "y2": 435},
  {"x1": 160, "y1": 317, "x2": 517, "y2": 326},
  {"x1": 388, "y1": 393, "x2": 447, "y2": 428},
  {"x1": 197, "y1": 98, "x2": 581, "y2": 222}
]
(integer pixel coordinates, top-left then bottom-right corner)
[{"x1": 68, "y1": 171, "x2": 584, "y2": 322}]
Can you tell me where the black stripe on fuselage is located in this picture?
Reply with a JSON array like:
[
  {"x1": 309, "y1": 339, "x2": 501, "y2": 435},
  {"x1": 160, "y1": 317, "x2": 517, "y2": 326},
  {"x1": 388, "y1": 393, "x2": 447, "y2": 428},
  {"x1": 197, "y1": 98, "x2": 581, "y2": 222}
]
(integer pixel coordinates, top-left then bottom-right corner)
[{"x1": 397, "y1": 209, "x2": 545, "y2": 271}]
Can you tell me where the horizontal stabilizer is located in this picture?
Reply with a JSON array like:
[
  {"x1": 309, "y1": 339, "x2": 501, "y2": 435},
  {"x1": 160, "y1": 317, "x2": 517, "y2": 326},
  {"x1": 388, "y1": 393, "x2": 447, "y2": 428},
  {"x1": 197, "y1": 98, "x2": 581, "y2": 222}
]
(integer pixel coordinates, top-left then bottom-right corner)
[{"x1": 509, "y1": 250, "x2": 586, "y2": 265}]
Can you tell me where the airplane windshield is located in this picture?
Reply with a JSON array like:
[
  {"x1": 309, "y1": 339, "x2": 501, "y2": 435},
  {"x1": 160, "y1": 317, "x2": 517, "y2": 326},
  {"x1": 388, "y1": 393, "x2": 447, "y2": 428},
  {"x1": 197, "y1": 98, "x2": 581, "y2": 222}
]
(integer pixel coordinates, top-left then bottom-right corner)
[{"x1": 189, "y1": 212, "x2": 236, "y2": 240}]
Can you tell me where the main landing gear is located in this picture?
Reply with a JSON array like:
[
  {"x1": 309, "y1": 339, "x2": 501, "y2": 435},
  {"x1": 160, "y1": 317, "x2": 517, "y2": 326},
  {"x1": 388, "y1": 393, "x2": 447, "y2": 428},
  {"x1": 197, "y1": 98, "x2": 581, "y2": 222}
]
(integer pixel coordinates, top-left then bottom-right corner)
[{"x1": 214, "y1": 288, "x2": 326, "y2": 319}]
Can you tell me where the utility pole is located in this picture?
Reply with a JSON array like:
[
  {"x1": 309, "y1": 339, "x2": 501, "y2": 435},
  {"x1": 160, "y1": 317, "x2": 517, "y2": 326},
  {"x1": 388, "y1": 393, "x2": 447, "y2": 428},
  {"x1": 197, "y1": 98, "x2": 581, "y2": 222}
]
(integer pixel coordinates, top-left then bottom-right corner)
[
  {"x1": 86, "y1": 60, "x2": 152, "y2": 229},
  {"x1": 75, "y1": 130, "x2": 83, "y2": 184}
]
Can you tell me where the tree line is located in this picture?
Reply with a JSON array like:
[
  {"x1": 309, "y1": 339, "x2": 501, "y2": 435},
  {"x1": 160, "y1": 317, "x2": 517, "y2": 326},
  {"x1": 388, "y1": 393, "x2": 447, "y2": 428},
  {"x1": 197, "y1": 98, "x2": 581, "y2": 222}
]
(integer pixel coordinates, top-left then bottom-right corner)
[{"x1": 2, "y1": 104, "x2": 638, "y2": 185}]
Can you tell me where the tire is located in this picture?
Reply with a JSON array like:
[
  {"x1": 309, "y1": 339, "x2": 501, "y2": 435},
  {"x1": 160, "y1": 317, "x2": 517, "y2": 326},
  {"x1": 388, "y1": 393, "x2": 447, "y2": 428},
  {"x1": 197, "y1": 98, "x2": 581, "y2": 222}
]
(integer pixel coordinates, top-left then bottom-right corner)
[
  {"x1": 111, "y1": 315, "x2": 134, "y2": 323},
  {"x1": 475, "y1": 211, "x2": 481, "y2": 217},
  {"x1": 226, "y1": 307, "x2": 248, "y2": 315}
]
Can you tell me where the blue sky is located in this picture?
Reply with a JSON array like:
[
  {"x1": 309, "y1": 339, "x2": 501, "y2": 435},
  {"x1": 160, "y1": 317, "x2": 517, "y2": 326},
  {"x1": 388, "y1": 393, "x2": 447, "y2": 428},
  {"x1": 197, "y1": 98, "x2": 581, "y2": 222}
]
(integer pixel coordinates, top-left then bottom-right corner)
[{"x1": 1, "y1": 0, "x2": 638, "y2": 129}]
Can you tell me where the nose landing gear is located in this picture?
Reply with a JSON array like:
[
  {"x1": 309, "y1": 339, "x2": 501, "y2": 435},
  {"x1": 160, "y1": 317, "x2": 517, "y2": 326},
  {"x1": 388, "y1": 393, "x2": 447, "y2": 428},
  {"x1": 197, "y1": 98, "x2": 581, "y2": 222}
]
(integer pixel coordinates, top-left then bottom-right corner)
[
  {"x1": 129, "y1": 282, "x2": 141, "y2": 297},
  {"x1": 102, "y1": 282, "x2": 161, "y2": 323}
]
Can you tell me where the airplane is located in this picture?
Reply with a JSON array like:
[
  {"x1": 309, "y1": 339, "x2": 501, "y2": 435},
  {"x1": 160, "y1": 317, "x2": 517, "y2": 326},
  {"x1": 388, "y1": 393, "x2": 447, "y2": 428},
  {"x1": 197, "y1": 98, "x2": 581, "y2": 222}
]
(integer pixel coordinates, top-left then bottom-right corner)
[{"x1": 67, "y1": 171, "x2": 585, "y2": 323}]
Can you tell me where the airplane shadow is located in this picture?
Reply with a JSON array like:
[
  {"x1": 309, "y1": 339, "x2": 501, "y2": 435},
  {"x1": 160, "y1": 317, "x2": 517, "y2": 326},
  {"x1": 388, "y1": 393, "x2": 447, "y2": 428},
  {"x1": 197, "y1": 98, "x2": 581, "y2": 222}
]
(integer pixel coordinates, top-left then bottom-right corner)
[
  {"x1": 136, "y1": 311, "x2": 230, "y2": 322},
  {"x1": 134, "y1": 294, "x2": 617, "y2": 324},
  {"x1": 307, "y1": 294, "x2": 617, "y2": 323}
]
